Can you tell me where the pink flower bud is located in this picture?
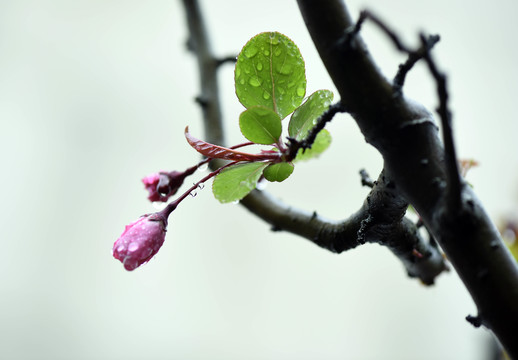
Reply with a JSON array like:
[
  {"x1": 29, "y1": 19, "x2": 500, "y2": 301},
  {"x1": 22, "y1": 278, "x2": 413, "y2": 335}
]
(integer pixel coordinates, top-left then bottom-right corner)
[
  {"x1": 113, "y1": 214, "x2": 167, "y2": 271},
  {"x1": 142, "y1": 172, "x2": 170, "y2": 202},
  {"x1": 142, "y1": 169, "x2": 195, "y2": 203}
]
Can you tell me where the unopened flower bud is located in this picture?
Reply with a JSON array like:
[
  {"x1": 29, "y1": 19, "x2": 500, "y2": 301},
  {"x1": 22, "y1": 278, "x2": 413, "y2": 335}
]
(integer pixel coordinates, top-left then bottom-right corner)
[
  {"x1": 113, "y1": 214, "x2": 167, "y2": 271},
  {"x1": 142, "y1": 168, "x2": 197, "y2": 202}
]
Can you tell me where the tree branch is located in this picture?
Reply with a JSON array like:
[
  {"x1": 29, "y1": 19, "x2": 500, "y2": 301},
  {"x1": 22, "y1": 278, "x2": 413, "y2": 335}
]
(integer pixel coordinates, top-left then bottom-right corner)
[
  {"x1": 181, "y1": 0, "x2": 225, "y2": 146},
  {"x1": 296, "y1": 0, "x2": 518, "y2": 356},
  {"x1": 243, "y1": 171, "x2": 447, "y2": 285}
]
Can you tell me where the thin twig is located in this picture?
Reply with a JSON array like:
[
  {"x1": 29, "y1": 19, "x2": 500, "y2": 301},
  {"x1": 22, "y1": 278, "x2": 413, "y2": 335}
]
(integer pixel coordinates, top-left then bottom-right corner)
[
  {"x1": 393, "y1": 35, "x2": 440, "y2": 92},
  {"x1": 357, "y1": 10, "x2": 411, "y2": 52},
  {"x1": 216, "y1": 55, "x2": 237, "y2": 66},
  {"x1": 359, "y1": 169, "x2": 375, "y2": 188},
  {"x1": 287, "y1": 102, "x2": 347, "y2": 160},
  {"x1": 419, "y1": 33, "x2": 461, "y2": 212}
]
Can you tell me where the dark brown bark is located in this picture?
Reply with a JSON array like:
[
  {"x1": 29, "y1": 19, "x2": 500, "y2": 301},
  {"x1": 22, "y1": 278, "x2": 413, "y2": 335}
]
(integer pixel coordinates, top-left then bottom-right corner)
[{"x1": 296, "y1": 0, "x2": 518, "y2": 356}]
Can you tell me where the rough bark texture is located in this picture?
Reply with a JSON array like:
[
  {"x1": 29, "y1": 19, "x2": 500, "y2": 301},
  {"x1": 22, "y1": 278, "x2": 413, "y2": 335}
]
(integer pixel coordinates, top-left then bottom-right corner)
[{"x1": 296, "y1": 0, "x2": 518, "y2": 356}]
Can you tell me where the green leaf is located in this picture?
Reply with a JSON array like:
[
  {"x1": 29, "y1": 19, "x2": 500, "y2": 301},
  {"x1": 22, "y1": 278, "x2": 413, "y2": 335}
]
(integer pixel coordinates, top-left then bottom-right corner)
[
  {"x1": 212, "y1": 162, "x2": 269, "y2": 203},
  {"x1": 295, "y1": 129, "x2": 332, "y2": 162},
  {"x1": 263, "y1": 162, "x2": 294, "y2": 182},
  {"x1": 288, "y1": 90, "x2": 334, "y2": 141},
  {"x1": 239, "y1": 106, "x2": 282, "y2": 145},
  {"x1": 235, "y1": 32, "x2": 306, "y2": 119}
]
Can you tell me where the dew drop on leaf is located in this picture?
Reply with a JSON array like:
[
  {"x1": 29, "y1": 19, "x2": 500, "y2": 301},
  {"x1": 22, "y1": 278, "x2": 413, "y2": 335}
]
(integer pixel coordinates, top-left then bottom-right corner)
[
  {"x1": 270, "y1": 33, "x2": 280, "y2": 45},
  {"x1": 263, "y1": 49, "x2": 270, "y2": 56},
  {"x1": 256, "y1": 62, "x2": 263, "y2": 71},
  {"x1": 262, "y1": 91, "x2": 271, "y2": 100},
  {"x1": 278, "y1": 64, "x2": 293, "y2": 75},
  {"x1": 256, "y1": 180, "x2": 267, "y2": 191},
  {"x1": 296, "y1": 87, "x2": 305, "y2": 97},
  {"x1": 244, "y1": 46, "x2": 258, "y2": 58},
  {"x1": 249, "y1": 77, "x2": 261, "y2": 87},
  {"x1": 274, "y1": 48, "x2": 282, "y2": 57}
]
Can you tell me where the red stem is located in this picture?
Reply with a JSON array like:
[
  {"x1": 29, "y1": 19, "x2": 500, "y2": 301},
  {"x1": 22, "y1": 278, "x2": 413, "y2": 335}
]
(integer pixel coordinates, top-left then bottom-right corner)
[{"x1": 159, "y1": 161, "x2": 241, "y2": 218}]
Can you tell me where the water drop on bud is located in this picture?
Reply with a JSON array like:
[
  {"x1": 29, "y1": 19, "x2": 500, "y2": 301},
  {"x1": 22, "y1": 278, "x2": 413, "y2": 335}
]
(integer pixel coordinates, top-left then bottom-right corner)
[
  {"x1": 197, "y1": 163, "x2": 208, "y2": 172},
  {"x1": 152, "y1": 202, "x2": 167, "y2": 210}
]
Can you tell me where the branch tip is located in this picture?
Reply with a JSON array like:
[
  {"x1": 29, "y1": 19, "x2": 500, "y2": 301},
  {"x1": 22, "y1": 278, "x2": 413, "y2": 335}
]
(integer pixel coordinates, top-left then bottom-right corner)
[
  {"x1": 359, "y1": 169, "x2": 375, "y2": 188},
  {"x1": 466, "y1": 314, "x2": 483, "y2": 328}
]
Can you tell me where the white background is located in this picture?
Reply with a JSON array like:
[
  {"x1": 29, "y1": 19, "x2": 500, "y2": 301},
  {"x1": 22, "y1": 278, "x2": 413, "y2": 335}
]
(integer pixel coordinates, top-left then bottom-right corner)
[{"x1": 1, "y1": 0, "x2": 517, "y2": 359}]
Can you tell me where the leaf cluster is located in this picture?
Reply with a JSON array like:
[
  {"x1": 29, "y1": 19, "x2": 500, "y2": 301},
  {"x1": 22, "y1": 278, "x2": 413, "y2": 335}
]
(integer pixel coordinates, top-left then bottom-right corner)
[{"x1": 187, "y1": 32, "x2": 335, "y2": 203}]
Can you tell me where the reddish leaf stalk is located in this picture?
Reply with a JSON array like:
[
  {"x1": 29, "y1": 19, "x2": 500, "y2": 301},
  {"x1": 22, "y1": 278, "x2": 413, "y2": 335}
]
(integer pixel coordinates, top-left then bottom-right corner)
[
  {"x1": 158, "y1": 160, "x2": 242, "y2": 218},
  {"x1": 185, "y1": 126, "x2": 280, "y2": 162}
]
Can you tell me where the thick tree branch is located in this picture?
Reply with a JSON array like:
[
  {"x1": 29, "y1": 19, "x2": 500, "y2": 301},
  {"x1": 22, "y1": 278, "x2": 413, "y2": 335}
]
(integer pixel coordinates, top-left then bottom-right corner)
[
  {"x1": 244, "y1": 172, "x2": 447, "y2": 285},
  {"x1": 296, "y1": 0, "x2": 518, "y2": 355}
]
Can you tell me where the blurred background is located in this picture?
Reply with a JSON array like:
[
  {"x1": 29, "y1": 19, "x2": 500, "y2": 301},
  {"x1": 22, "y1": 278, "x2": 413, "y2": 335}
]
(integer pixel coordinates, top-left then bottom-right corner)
[{"x1": 1, "y1": 0, "x2": 517, "y2": 359}]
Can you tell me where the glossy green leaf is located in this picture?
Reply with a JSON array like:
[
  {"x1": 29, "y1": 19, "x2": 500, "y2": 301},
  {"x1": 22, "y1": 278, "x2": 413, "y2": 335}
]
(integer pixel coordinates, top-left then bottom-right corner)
[
  {"x1": 239, "y1": 106, "x2": 282, "y2": 145},
  {"x1": 288, "y1": 90, "x2": 334, "y2": 141},
  {"x1": 235, "y1": 32, "x2": 306, "y2": 119},
  {"x1": 212, "y1": 162, "x2": 269, "y2": 203},
  {"x1": 263, "y1": 162, "x2": 294, "y2": 182},
  {"x1": 295, "y1": 129, "x2": 332, "y2": 162}
]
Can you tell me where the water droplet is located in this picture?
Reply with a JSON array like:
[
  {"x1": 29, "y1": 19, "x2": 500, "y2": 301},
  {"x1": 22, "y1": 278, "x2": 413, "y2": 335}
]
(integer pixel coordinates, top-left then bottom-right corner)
[
  {"x1": 503, "y1": 229, "x2": 516, "y2": 244},
  {"x1": 244, "y1": 46, "x2": 258, "y2": 58},
  {"x1": 278, "y1": 65, "x2": 293, "y2": 75},
  {"x1": 256, "y1": 180, "x2": 267, "y2": 191},
  {"x1": 296, "y1": 87, "x2": 305, "y2": 97},
  {"x1": 239, "y1": 78, "x2": 245, "y2": 85},
  {"x1": 235, "y1": 68, "x2": 241, "y2": 77},
  {"x1": 269, "y1": 33, "x2": 280, "y2": 45},
  {"x1": 248, "y1": 77, "x2": 261, "y2": 87},
  {"x1": 263, "y1": 49, "x2": 270, "y2": 56},
  {"x1": 256, "y1": 62, "x2": 263, "y2": 71},
  {"x1": 152, "y1": 202, "x2": 167, "y2": 210},
  {"x1": 262, "y1": 91, "x2": 271, "y2": 100},
  {"x1": 274, "y1": 48, "x2": 282, "y2": 57},
  {"x1": 197, "y1": 163, "x2": 208, "y2": 171},
  {"x1": 117, "y1": 245, "x2": 125, "y2": 252},
  {"x1": 128, "y1": 243, "x2": 139, "y2": 252}
]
